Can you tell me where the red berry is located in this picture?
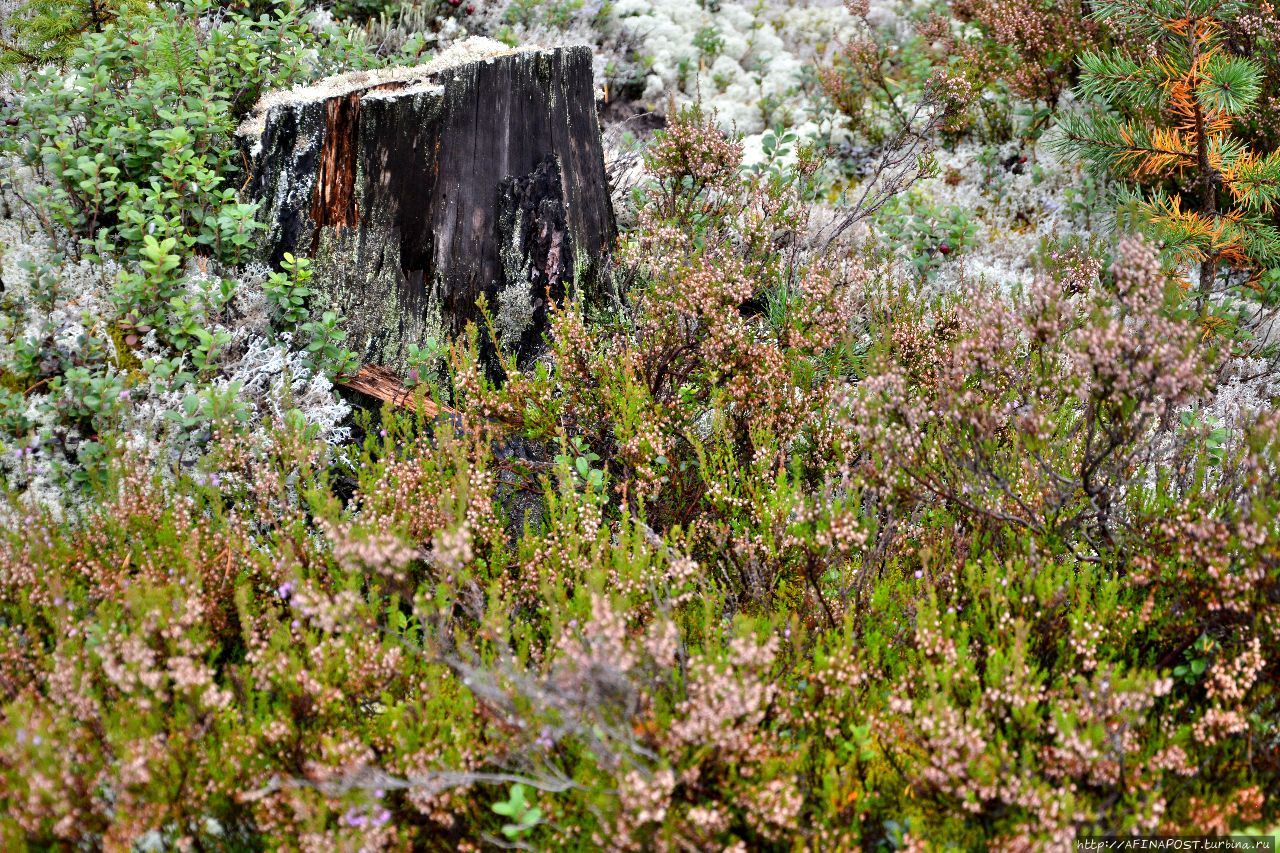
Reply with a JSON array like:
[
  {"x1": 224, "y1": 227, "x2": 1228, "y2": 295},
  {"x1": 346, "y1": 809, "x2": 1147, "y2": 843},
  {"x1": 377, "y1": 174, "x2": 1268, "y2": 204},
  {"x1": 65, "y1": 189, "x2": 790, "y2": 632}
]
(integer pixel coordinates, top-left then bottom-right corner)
[
  {"x1": 465, "y1": 3, "x2": 475, "y2": 11},
  {"x1": 937, "y1": 243, "x2": 951, "y2": 256}
]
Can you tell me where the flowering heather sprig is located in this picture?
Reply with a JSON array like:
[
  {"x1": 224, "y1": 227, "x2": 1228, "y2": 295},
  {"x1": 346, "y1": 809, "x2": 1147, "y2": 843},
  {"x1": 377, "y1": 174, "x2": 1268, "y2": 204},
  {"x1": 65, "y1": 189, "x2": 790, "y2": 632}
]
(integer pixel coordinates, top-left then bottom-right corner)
[
  {"x1": 846, "y1": 236, "x2": 1207, "y2": 553},
  {"x1": 950, "y1": 0, "x2": 1101, "y2": 104},
  {"x1": 320, "y1": 517, "x2": 418, "y2": 579},
  {"x1": 644, "y1": 106, "x2": 743, "y2": 183}
]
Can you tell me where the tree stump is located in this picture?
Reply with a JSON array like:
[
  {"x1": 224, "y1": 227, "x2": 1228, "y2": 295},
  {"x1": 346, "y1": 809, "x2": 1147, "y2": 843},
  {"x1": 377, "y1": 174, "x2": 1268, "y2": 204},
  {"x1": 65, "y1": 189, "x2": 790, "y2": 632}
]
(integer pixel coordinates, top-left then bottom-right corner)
[{"x1": 238, "y1": 38, "x2": 616, "y2": 372}]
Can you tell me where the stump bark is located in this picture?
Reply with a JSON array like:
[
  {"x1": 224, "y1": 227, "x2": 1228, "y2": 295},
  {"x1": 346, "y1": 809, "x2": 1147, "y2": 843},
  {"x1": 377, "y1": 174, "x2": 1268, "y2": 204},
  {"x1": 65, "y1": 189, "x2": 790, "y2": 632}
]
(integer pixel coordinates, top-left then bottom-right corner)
[{"x1": 238, "y1": 39, "x2": 616, "y2": 371}]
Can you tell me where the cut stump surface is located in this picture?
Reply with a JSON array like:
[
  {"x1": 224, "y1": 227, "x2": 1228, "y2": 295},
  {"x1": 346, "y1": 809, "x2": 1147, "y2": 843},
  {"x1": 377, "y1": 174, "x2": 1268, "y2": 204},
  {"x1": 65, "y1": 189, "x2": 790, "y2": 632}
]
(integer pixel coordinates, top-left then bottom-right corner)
[{"x1": 239, "y1": 38, "x2": 615, "y2": 374}]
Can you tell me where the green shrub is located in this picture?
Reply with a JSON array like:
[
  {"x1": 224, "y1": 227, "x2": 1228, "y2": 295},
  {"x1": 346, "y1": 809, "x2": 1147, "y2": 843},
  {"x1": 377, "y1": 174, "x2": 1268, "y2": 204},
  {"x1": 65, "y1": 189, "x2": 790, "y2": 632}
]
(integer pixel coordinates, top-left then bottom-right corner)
[
  {"x1": 1, "y1": 12, "x2": 1279, "y2": 852},
  {"x1": 0, "y1": 0, "x2": 366, "y2": 500},
  {"x1": 3, "y1": 0, "x2": 367, "y2": 260},
  {"x1": 875, "y1": 190, "x2": 979, "y2": 280}
]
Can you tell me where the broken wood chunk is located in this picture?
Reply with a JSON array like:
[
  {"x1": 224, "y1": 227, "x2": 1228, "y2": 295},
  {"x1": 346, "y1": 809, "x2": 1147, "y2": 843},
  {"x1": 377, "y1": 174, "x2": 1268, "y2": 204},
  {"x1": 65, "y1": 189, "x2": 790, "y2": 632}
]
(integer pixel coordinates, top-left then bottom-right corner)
[{"x1": 336, "y1": 364, "x2": 439, "y2": 414}]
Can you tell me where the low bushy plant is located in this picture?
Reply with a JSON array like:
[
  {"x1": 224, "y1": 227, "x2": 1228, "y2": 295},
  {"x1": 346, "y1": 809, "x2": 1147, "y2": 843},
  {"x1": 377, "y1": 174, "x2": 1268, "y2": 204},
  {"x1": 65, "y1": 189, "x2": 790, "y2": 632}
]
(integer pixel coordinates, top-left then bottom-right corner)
[
  {"x1": 2, "y1": 4, "x2": 1280, "y2": 849},
  {"x1": 818, "y1": 0, "x2": 938, "y2": 144},
  {"x1": 0, "y1": 0, "x2": 365, "y2": 503},
  {"x1": 948, "y1": 0, "x2": 1103, "y2": 113},
  {"x1": 3, "y1": 105, "x2": 1277, "y2": 848},
  {"x1": 874, "y1": 189, "x2": 979, "y2": 280}
]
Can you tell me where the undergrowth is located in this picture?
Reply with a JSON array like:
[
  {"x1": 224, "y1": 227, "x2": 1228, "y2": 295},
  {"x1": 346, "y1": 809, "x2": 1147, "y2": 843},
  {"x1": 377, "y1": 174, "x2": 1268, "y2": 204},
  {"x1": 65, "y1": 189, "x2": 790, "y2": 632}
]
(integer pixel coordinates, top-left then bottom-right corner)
[{"x1": 1, "y1": 0, "x2": 1279, "y2": 849}]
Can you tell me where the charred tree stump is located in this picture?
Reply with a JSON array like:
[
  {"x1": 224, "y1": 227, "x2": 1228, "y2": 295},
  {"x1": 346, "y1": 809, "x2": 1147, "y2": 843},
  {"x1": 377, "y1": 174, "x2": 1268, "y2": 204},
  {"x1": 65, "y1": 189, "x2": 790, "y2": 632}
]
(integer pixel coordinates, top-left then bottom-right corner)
[{"x1": 238, "y1": 39, "x2": 616, "y2": 373}]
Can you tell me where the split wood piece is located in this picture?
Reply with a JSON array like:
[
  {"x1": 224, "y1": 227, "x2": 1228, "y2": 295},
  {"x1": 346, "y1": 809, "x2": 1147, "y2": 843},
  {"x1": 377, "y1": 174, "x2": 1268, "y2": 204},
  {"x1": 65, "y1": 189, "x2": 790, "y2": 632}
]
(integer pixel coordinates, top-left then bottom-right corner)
[{"x1": 336, "y1": 364, "x2": 444, "y2": 416}]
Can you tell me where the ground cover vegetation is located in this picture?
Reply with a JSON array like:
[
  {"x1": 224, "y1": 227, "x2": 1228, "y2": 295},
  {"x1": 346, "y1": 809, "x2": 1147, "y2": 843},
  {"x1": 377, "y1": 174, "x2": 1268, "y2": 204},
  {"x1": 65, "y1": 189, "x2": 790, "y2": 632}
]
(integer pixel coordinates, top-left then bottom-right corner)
[{"x1": 1, "y1": 0, "x2": 1279, "y2": 848}]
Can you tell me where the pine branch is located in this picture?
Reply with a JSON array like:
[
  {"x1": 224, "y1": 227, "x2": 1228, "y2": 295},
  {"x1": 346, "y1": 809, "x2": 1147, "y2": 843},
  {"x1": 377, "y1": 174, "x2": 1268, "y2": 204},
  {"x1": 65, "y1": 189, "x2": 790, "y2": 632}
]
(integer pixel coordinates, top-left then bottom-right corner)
[
  {"x1": 1053, "y1": 111, "x2": 1197, "y2": 176},
  {"x1": 1075, "y1": 52, "x2": 1168, "y2": 111},
  {"x1": 1232, "y1": 214, "x2": 1280, "y2": 267},
  {"x1": 0, "y1": 37, "x2": 41, "y2": 64},
  {"x1": 1223, "y1": 150, "x2": 1280, "y2": 213},
  {"x1": 1197, "y1": 54, "x2": 1263, "y2": 116},
  {"x1": 0, "y1": 0, "x2": 143, "y2": 74},
  {"x1": 1063, "y1": 0, "x2": 1271, "y2": 293}
]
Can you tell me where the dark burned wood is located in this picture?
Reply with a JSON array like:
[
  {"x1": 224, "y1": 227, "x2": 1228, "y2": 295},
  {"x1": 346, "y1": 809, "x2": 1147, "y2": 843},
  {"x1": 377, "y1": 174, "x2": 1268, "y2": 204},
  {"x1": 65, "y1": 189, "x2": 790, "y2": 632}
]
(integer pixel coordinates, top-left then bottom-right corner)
[
  {"x1": 498, "y1": 153, "x2": 573, "y2": 358},
  {"x1": 241, "y1": 43, "x2": 616, "y2": 382}
]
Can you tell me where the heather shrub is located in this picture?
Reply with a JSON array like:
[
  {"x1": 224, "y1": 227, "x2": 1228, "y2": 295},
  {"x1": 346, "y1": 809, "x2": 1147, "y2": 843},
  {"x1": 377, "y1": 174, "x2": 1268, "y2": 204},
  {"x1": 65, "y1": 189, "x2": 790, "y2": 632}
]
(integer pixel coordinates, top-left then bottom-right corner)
[
  {"x1": 819, "y1": 0, "x2": 1007, "y2": 150},
  {"x1": 839, "y1": 238, "x2": 1280, "y2": 843},
  {"x1": 948, "y1": 0, "x2": 1102, "y2": 114},
  {"x1": 818, "y1": 0, "x2": 936, "y2": 144},
  {"x1": 4, "y1": 219, "x2": 1278, "y2": 845}
]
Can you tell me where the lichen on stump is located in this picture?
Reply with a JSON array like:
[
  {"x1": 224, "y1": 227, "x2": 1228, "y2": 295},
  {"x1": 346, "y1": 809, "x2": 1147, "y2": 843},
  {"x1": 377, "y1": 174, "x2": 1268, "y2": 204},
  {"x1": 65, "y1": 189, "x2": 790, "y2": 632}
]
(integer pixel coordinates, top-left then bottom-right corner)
[{"x1": 238, "y1": 38, "x2": 616, "y2": 372}]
